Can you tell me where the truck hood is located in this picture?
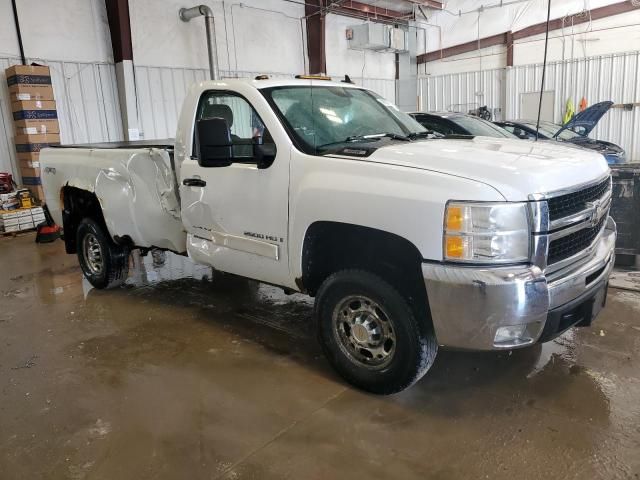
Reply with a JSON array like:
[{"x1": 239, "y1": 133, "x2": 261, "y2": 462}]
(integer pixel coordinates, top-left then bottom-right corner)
[{"x1": 363, "y1": 136, "x2": 610, "y2": 201}]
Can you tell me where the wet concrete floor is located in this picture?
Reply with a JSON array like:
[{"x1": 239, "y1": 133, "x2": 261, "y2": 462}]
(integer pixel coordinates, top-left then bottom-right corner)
[{"x1": 1, "y1": 233, "x2": 639, "y2": 479}]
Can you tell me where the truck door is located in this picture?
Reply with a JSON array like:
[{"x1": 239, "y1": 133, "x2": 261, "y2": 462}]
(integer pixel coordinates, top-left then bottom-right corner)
[{"x1": 179, "y1": 90, "x2": 291, "y2": 287}]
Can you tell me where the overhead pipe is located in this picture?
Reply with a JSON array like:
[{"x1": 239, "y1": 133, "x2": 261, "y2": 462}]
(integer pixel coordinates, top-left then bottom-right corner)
[{"x1": 179, "y1": 5, "x2": 219, "y2": 80}]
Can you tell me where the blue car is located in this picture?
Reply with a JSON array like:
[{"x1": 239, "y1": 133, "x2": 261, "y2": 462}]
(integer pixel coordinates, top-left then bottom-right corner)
[{"x1": 495, "y1": 101, "x2": 626, "y2": 164}]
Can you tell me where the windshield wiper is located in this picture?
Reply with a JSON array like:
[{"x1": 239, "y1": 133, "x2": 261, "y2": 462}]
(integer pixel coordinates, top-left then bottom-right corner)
[
  {"x1": 407, "y1": 130, "x2": 443, "y2": 139},
  {"x1": 316, "y1": 132, "x2": 410, "y2": 151}
]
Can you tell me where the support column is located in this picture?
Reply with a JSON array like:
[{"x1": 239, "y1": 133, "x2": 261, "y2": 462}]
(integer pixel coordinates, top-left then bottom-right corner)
[
  {"x1": 105, "y1": 0, "x2": 140, "y2": 140},
  {"x1": 305, "y1": 0, "x2": 326, "y2": 75}
]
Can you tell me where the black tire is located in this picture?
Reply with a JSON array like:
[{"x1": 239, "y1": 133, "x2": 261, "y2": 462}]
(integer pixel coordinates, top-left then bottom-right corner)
[
  {"x1": 315, "y1": 269, "x2": 437, "y2": 394},
  {"x1": 76, "y1": 218, "x2": 130, "y2": 289}
]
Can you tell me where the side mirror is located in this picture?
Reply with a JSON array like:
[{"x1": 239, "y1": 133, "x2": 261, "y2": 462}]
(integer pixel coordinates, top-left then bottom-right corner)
[
  {"x1": 196, "y1": 117, "x2": 234, "y2": 167},
  {"x1": 252, "y1": 136, "x2": 277, "y2": 169}
]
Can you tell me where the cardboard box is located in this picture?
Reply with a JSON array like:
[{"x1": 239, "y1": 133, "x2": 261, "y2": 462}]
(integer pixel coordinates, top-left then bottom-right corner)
[
  {"x1": 12, "y1": 101, "x2": 57, "y2": 124},
  {"x1": 1, "y1": 224, "x2": 20, "y2": 233},
  {"x1": 22, "y1": 176, "x2": 42, "y2": 186},
  {"x1": 31, "y1": 207, "x2": 44, "y2": 215},
  {"x1": 17, "y1": 151, "x2": 40, "y2": 162},
  {"x1": 19, "y1": 158, "x2": 40, "y2": 169},
  {"x1": 15, "y1": 133, "x2": 60, "y2": 144},
  {"x1": 14, "y1": 133, "x2": 60, "y2": 154},
  {"x1": 0, "y1": 217, "x2": 20, "y2": 227},
  {"x1": 8, "y1": 85, "x2": 55, "y2": 102},
  {"x1": 5, "y1": 64, "x2": 51, "y2": 83},
  {"x1": 11, "y1": 100, "x2": 56, "y2": 113},
  {"x1": 20, "y1": 167, "x2": 40, "y2": 178},
  {"x1": 13, "y1": 119, "x2": 59, "y2": 132},
  {"x1": 19, "y1": 222, "x2": 35, "y2": 230},
  {"x1": 0, "y1": 210, "x2": 21, "y2": 220}
]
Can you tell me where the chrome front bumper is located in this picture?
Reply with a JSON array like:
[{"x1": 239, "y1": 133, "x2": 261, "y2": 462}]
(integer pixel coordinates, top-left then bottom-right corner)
[{"x1": 422, "y1": 217, "x2": 617, "y2": 350}]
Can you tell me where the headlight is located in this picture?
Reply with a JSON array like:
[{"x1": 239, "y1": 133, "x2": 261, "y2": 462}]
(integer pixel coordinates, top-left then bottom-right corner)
[{"x1": 443, "y1": 202, "x2": 530, "y2": 263}]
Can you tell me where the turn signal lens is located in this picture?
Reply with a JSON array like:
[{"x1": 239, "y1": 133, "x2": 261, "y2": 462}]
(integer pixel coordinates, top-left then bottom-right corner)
[
  {"x1": 446, "y1": 206, "x2": 463, "y2": 231},
  {"x1": 445, "y1": 236, "x2": 465, "y2": 258},
  {"x1": 443, "y1": 202, "x2": 530, "y2": 263}
]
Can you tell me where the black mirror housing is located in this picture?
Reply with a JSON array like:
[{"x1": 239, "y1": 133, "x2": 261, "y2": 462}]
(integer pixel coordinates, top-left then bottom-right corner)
[
  {"x1": 253, "y1": 136, "x2": 277, "y2": 169},
  {"x1": 196, "y1": 117, "x2": 234, "y2": 167}
]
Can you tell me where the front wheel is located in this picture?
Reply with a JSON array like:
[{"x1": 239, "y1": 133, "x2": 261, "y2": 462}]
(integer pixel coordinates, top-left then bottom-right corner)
[
  {"x1": 315, "y1": 270, "x2": 437, "y2": 394},
  {"x1": 76, "y1": 218, "x2": 130, "y2": 289}
]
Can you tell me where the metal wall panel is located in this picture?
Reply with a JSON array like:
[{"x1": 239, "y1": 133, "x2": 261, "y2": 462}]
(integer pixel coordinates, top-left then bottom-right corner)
[
  {"x1": 418, "y1": 68, "x2": 506, "y2": 119},
  {"x1": 0, "y1": 56, "x2": 123, "y2": 178},
  {"x1": 506, "y1": 51, "x2": 640, "y2": 161},
  {"x1": 134, "y1": 65, "x2": 397, "y2": 140}
]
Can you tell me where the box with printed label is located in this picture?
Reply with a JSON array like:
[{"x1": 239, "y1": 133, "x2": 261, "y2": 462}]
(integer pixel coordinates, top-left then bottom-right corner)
[
  {"x1": 11, "y1": 100, "x2": 57, "y2": 122},
  {"x1": 1, "y1": 224, "x2": 20, "y2": 233},
  {"x1": 31, "y1": 207, "x2": 44, "y2": 215},
  {"x1": 17, "y1": 151, "x2": 40, "y2": 162},
  {"x1": 8, "y1": 85, "x2": 55, "y2": 102},
  {"x1": 0, "y1": 217, "x2": 20, "y2": 227},
  {"x1": 19, "y1": 222, "x2": 35, "y2": 230},
  {"x1": 0, "y1": 210, "x2": 21, "y2": 220},
  {"x1": 19, "y1": 158, "x2": 40, "y2": 169},
  {"x1": 14, "y1": 134, "x2": 60, "y2": 154},
  {"x1": 5, "y1": 65, "x2": 51, "y2": 86},
  {"x1": 13, "y1": 119, "x2": 60, "y2": 132}
]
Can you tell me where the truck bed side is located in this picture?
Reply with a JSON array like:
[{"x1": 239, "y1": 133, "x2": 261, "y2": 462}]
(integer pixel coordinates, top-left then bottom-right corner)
[{"x1": 40, "y1": 146, "x2": 186, "y2": 253}]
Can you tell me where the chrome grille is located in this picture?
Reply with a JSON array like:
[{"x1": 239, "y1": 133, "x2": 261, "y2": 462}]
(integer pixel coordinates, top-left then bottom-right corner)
[
  {"x1": 547, "y1": 177, "x2": 610, "y2": 221},
  {"x1": 548, "y1": 216, "x2": 606, "y2": 265}
]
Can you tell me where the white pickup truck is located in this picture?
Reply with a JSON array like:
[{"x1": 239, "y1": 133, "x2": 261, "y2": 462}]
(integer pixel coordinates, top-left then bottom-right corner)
[{"x1": 40, "y1": 78, "x2": 616, "y2": 394}]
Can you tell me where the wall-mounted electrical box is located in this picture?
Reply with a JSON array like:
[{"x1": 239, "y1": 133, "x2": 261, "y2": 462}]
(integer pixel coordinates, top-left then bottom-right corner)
[{"x1": 346, "y1": 23, "x2": 407, "y2": 53}]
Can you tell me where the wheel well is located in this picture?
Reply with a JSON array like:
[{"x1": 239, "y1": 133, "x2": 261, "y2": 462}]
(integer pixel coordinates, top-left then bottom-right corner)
[
  {"x1": 301, "y1": 222, "x2": 429, "y2": 321},
  {"x1": 61, "y1": 187, "x2": 109, "y2": 254}
]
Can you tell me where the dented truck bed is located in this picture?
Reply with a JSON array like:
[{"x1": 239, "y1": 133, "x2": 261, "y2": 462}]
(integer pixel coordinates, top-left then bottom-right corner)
[{"x1": 40, "y1": 141, "x2": 186, "y2": 253}]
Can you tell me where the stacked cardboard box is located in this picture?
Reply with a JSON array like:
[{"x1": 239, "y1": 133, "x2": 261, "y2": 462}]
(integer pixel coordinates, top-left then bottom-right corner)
[
  {"x1": 5, "y1": 65, "x2": 60, "y2": 202},
  {"x1": 0, "y1": 207, "x2": 45, "y2": 233}
]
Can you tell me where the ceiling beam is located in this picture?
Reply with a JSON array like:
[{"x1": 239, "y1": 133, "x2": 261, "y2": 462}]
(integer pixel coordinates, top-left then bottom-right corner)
[
  {"x1": 329, "y1": 1, "x2": 411, "y2": 20},
  {"x1": 406, "y1": 0, "x2": 443, "y2": 9},
  {"x1": 512, "y1": 0, "x2": 639, "y2": 40},
  {"x1": 417, "y1": 32, "x2": 507, "y2": 63},
  {"x1": 418, "y1": 0, "x2": 639, "y2": 64}
]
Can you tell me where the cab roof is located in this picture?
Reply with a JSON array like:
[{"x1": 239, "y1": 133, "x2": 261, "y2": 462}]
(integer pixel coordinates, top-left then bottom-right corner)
[{"x1": 198, "y1": 77, "x2": 365, "y2": 90}]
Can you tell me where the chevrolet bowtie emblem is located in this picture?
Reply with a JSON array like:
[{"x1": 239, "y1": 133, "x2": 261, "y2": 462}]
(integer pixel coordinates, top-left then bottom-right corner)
[{"x1": 586, "y1": 199, "x2": 602, "y2": 228}]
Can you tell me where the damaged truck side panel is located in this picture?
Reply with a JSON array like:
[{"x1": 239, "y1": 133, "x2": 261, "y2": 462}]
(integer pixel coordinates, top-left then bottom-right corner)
[{"x1": 45, "y1": 147, "x2": 186, "y2": 253}]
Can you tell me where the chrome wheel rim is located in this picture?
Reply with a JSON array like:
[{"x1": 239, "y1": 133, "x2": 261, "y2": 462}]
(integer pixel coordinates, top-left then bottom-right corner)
[
  {"x1": 332, "y1": 295, "x2": 396, "y2": 369},
  {"x1": 83, "y1": 233, "x2": 104, "y2": 275}
]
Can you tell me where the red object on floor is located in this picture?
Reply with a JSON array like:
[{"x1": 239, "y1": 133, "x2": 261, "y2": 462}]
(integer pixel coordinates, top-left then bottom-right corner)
[
  {"x1": 0, "y1": 173, "x2": 13, "y2": 193},
  {"x1": 35, "y1": 223, "x2": 61, "y2": 243}
]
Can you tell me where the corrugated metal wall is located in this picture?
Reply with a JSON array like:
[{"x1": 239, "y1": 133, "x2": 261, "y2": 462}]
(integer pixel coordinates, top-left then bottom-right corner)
[
  {"x1": 419, "y1": 50, "x2": 640, "y2": 161},
  {"x1": 0, "y1": 56, "x2": 123, "y2": 178},
  {"x1": 506, "y1": 51, "x2": 640, "y2": 161},
  {"x1": 134, "y1": 65, "x2": 397, "y2": 140},
  {"x1": 419, "y1": 68, "x2": 505, "y2": 119}
]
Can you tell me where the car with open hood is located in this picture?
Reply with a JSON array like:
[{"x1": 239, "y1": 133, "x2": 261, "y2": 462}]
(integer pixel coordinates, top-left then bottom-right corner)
[{"x1": 495, "y1": 101, "x2": 626, "y2": 164}]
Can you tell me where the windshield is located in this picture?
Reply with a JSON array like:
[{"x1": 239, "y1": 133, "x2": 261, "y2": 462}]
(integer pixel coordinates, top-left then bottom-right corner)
[
  {"x1": 262, "y1": 86, "x2": 426, "y2": 154},
  {"x1": 450, "y1": 116, "x2": 516, "y2": 138},
  {"x1": 522, "y1": 121, "x2": 581, "y2": 140}
]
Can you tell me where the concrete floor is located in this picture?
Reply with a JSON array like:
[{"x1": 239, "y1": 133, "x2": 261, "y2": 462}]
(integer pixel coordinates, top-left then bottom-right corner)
[{"x1": 1, "y1": 234, "x2": 639, "y2": 480}]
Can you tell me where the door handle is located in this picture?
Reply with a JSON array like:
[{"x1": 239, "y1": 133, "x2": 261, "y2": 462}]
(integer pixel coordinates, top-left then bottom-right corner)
[{"x1": 182, "y1": 178, "x2": 207, "y2": 187}]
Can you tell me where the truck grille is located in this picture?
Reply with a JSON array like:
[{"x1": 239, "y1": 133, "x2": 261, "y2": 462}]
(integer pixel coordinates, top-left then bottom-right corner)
[
  {"x1": 547, "y1": 177, "x2": 610, "y2": 221},
  {"x1": 548, "y1": 216, "x2": 606, "y2": 265}
]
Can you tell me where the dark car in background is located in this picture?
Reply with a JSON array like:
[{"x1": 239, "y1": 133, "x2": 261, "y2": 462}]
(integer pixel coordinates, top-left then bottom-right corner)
[
  {"x1": 410, "y1": 112, "x2": 517, "y2": 139},
  {"x1": 494, "y1": 101, "x2": 626, "y2": 164}
]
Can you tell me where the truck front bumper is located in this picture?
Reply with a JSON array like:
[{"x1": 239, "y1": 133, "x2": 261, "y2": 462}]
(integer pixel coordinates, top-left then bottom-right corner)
[{"x1": 422, "y1": 217, "x2": 616, "y2": 351}]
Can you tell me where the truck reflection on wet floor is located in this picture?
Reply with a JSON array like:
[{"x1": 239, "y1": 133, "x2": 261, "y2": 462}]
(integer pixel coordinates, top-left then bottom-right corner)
[{"x1": 81, "y1": 249, "x2": 611, "y2": 411}]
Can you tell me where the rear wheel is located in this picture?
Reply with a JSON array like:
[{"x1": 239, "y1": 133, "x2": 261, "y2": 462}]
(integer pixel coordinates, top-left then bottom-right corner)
[
  {"x1": 315, "y1": 269, "x2": 437, "y2": 394},
  {"x1": 76, "y1": 218, "x2": 130, "y2": 289}
]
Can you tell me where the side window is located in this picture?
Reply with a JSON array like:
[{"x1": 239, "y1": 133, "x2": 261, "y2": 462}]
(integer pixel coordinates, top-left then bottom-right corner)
[
  {"x1": 417, "y1": 117, "x2": 454, "y2": 135},
  {"x1": 196, "y1": 92, "x2": 269, "y2": 158}
]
